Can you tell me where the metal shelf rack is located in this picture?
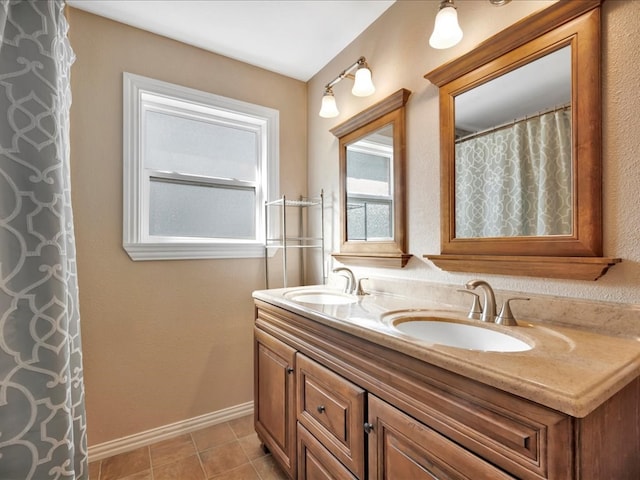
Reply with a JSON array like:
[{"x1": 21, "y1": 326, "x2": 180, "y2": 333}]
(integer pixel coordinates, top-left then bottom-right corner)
[{"x1": 264, "y1": 190, "x2": 325, "y2": 288}]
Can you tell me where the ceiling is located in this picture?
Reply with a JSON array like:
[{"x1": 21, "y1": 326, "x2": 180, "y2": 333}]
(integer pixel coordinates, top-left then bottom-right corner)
[{"x1": 66, "y1": 0, "x2": 396, "y2": 81}]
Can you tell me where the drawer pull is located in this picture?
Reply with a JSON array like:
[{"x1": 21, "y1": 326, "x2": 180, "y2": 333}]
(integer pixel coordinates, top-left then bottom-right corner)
[
  {"x1": 317, "y1": 405, "x2": 326, "y2": 413},
  {"x1": 364, "y1": 422, "x2": 374, "y2": 434},
  {"x1": 286, "y1": 367, "x2": 294, "y2": 374}
]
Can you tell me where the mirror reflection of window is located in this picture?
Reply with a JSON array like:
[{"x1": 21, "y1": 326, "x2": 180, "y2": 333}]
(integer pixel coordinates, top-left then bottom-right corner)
[{"x1": 346, "y1": 125, "x2": 394, "y2": 241}]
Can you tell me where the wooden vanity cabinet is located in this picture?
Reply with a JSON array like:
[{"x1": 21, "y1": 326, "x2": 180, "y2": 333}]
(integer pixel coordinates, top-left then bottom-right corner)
[{"x1": 254, "y1": 301, "x2": 640, "y2": 479}]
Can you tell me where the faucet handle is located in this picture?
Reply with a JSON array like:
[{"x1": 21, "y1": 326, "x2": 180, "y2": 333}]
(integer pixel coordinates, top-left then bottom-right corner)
[
  {"x1": 355, "y1": 278, "x2": 369, "y2": 296},
  {"x1": 457, "y1": 289, "x2": 483, "y2": 320},
  {"x1": 495, "y1": 297, "x2": 530, "y2": 326}
]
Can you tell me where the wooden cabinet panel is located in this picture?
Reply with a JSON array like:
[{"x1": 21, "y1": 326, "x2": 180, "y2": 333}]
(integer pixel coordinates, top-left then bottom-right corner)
[
  {"x1": 575, "y1": 376, "x2": 640, "y2": 479},
  {"x1": 254, "y1": 327, "x2": 297, "y2": 479},
  {"x1": 297, "y1": 423, "x2": 358, "y2": 480},
  {"x1": 297, "y1": 353, "x2": 366, "y2": 479},
  {"x1": 255, "y1": 302, "x2": 639, "y2": 479},
  {"x1": 367, "y1": 395, "x2": 515, "y2": 480},
  {"x1": 408, "y1": 381, "x2": 567, "y2": 477}
]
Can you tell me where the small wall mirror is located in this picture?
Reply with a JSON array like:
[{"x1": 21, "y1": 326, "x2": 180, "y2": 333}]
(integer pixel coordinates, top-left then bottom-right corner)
[
  {"x1": 424, "y1": 0, "x2": 619, "y2": 280},
  {"x1": 346, "y1": 124, "x2": 394, "y2": 241},
  {"x1": 331, "y1": 89, "x2": 412, "y2": 268}
]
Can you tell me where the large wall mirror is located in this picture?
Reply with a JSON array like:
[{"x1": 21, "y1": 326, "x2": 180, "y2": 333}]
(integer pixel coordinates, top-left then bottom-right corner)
[
  {"x1": 424, "y1": 0, "x2": 619, "y2": 280},
  {"x1": 331, "y1": 89, "x2": 412, "y2": 268}
]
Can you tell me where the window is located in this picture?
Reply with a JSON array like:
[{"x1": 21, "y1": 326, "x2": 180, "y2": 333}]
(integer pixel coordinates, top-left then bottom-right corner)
[{"x1": 123, "y1": 73, "x2": 279, "y2": 260}]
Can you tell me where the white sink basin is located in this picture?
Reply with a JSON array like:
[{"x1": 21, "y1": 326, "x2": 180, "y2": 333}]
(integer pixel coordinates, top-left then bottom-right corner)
[
  {"x1": 284, "y1": 290, "x2": 358, "y2": 305},
  {"x1": 389, "y1": 316, "x2": 532, "y2": 352}
]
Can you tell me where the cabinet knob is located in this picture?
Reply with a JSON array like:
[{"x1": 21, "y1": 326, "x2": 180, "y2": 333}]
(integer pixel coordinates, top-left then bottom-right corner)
[
  {"x1": 364, "y1": 422, "x2": 374, "y2": 434},
  {"x1": 316, "y1": 405, "x2": 325, "y2": 413},
  {"x1": 286, "y1": 367, "x2": 294, "y2": 374}
]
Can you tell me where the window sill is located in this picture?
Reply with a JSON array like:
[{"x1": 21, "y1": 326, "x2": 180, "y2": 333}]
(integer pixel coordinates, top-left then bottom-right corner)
[{"x1": 124, "y1": 242, "x2": 265, "y2": 261}]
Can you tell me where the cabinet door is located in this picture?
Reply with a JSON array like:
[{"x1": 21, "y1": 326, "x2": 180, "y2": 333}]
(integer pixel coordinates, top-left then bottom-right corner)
[
  {"x1": 255, "y1": 328, "x2": 297, "y2": 479},
  {"x1": 367, "y1": 395, "x2": 515, "y2": 480}
]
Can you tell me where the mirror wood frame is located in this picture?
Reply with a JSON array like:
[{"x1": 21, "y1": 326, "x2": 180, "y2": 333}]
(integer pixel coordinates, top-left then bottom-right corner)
[
  {"x1": 331, "y1": 88, "x2": 412, "y2": 268},
  {"x1": 424, "y1": 0, "x2": 619, "y2": 280}
]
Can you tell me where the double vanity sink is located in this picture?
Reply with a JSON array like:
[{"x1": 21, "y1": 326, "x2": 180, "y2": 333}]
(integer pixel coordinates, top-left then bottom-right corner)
[
  {"x1": 254, "y1": 282, "x2": 640, "y2": 478},
  {"x1": 285, "y1": 287, "x2": 531, "y2": 352},
  {"x1": 260, "y1": 283, "x2": 640, "y2": 417}
]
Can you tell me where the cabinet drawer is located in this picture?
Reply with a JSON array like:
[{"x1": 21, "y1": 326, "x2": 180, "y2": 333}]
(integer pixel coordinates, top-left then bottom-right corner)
[
  {"x1": 297, "y1": 423, "x2": 358, "y2": 480},
  {"x1": 368, "y1": 394, "x2": 515, "y2": 480},
  {"x1": 402, "y1": 375, "x2": 570, "y2": 478},
  {"x1": 297, "y1": 353, "x2": 366, "y2": 479}
]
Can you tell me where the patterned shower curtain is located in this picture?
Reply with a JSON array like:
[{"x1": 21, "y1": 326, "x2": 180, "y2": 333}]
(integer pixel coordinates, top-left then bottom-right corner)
[
  {"x1": 455, "y1": 108, "x2": 572, "y2": 238},
  {"x1": 0, "y1": 1, "x2": 87, "y2": 479}
]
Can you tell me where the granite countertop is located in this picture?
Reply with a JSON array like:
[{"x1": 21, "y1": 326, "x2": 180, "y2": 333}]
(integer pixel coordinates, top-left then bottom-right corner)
[{"x1": 253, "y1": 285, "x2": 640, "y2": 418}]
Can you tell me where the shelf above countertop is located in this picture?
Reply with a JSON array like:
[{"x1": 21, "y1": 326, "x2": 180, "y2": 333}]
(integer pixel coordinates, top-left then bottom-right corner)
[
  {"x1": 424, "y1": 254, "x2": 621, "y2": 281},
  {"x1": 332, "y1": 252, "x2": 413, "y2": 269}
]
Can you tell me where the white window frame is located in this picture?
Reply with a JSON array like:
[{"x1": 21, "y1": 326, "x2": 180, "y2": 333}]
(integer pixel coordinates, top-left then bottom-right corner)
[{"x1": 123, "y1": 73, "x2": 279, "y2": 260}]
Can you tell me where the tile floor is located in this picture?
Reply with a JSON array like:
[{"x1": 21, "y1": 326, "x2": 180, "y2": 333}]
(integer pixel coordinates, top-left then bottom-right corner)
[{"x1": 88, "y1": 414, "x2": 288, "y2": 480}]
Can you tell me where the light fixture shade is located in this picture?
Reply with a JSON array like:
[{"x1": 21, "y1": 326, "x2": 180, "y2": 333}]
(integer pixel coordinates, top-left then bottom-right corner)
[
  {"x1": 319, "y1": 91, "x2": 339, "y2": 118},
  {"x1": 429, "y1": 5, "x2": 463, "y2": 49},
  {"x1": 352, "y1": 67, "x2": 375, "y2": 97}
]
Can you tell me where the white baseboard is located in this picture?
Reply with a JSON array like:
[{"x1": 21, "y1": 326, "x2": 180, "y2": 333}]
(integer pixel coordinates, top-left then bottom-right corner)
[{"x1": 88, "y1": 401, "x2": 254, "y2": 462}]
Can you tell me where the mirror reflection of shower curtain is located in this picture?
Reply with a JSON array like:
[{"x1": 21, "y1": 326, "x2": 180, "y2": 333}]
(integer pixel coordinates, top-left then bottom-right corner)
[
  {"x1": 0, "y1": 1, "x2": 87, "y2": 478},
  {"x1": 455, "y1": 109, "x2": 572, "y2": 238}
]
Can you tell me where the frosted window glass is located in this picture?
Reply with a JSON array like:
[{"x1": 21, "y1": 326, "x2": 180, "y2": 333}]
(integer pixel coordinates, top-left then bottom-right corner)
[
  {"x1": 149, "y1": 180, "x2": 256, "y2": 239},
  {"x1": 145, "y1": 110, "x2": 258, "y2": 181},
  {"x1": 346, "y1": 199, "x2": 392, "y2": 240}
]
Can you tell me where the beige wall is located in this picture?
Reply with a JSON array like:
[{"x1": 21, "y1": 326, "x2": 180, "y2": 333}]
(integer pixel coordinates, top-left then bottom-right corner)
[
  {"x1": 69, "y1": 0, "x2": 640, "y2": 448},
  {"x1": 67, "y1": 8, "x2": 307, "y2": 446},
  {"x1": 308, "y1": 0, "x2": 640, "y2": 304}
]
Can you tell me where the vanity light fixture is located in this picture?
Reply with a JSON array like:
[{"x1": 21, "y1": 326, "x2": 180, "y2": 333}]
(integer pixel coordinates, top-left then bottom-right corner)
[
  {"x1": 429, "y1": 0, "x2": 463, "y2": 49},
  {"x1": 318, "y1": 56, "x2": 375, "y2": 118},
  {"x1": 429, "y1": 0, "x2": 511, "y2": 50},
  {"x1": 319, "y1": 87, "x2": 339, "y2": 118}
]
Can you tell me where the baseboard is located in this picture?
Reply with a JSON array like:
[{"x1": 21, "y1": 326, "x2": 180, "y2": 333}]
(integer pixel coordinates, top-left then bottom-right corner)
[{"x1": 88, "y1": 401, "x2": 254, "y2": 462}]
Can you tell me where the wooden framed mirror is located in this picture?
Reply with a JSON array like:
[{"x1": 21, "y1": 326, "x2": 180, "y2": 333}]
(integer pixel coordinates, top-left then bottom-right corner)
[
  {"x1": 331, "y1": 89, "x2": 412, "y2": 268},
  {"x1": 424, "y1": 0, "x2": 619, "y2": 280}
]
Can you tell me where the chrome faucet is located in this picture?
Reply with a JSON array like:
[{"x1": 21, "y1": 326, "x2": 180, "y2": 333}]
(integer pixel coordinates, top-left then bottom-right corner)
[
  {"x1": 333, "y1": 267, "x2": 356, "y2": 294},
  {"x1": 465, "y1": 279, "x2": 496, "y2": 322}
]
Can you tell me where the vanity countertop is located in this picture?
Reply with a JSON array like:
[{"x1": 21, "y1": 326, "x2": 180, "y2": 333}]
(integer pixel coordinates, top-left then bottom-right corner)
[{"x1": 253, "y1": 286, "x2": 640, "y2": 418}]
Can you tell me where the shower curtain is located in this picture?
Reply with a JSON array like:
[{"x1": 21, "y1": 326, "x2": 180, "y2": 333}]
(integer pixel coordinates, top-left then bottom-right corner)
[
  {"x1": 0, "y1": 1, "x2": 87, "y2": 479},
  {"x1": 455, "y1": 108, "x2": 572, "y2": 238}
]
